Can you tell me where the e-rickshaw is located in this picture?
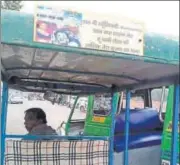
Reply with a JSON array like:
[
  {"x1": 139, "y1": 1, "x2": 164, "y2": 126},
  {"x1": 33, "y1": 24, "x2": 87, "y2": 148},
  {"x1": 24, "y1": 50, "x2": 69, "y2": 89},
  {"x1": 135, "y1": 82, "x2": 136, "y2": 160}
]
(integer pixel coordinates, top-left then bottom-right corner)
[
  {"x1": 54, "y1": 31, "x2": 179, "y2": 165},
  {"x1": 1, "y1": 7, "x2": 179, "y2": 165}
]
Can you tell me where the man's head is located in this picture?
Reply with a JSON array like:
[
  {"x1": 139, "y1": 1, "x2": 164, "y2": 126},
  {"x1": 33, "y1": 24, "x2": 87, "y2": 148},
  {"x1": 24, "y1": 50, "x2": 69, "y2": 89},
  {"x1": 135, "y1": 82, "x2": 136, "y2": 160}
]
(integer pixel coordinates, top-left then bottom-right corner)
[{"x1": 24, "y1": 108, "x2": 47, "y2": 132}]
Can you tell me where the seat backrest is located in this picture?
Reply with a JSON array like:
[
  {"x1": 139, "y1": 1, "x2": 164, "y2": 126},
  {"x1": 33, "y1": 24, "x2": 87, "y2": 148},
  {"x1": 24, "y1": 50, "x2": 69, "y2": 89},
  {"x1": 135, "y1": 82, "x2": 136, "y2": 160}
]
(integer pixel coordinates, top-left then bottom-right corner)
[
  {"x1": 5, "y1": 139, "x2": 109, "y2": 165},
  {"x1": 115, "y1": 108, "x2": 162, "y2": 133}
]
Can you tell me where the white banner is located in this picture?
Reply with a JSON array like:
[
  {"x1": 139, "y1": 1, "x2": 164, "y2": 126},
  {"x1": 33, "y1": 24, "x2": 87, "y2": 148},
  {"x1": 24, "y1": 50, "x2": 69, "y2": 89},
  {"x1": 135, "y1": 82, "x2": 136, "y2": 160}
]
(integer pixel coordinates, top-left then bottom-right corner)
[{"x1": 34, "y1": 5, "x2": 144, "y2": 56}]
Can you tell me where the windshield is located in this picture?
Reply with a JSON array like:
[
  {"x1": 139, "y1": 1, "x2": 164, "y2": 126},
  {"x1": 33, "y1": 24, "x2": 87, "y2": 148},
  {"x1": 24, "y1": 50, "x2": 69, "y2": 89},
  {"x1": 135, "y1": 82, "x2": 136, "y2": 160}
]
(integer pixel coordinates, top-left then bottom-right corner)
[
  {"x1": 121, "y1": 95, "x2": 144, "y2": 110},
  {"x1": 71, "y1": 96, "x2": 88, "y2": 120},
  {"x1": 93, "y1": 94, "x2": 112, "y2": 116},
  {"x1": 117, "y1": 90, "x2": 145, "y2": 111},
  {"x1": 151, "y1": 87, "x2": 169, "y2": 112}
]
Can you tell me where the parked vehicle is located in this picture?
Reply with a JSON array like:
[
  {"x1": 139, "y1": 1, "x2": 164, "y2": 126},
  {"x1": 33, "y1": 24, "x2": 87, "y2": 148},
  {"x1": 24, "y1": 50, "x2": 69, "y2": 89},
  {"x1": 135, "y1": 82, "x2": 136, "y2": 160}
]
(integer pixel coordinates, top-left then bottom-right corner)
[{"x1": 9, "y1": 96, "x2": 23, "y2": 104}]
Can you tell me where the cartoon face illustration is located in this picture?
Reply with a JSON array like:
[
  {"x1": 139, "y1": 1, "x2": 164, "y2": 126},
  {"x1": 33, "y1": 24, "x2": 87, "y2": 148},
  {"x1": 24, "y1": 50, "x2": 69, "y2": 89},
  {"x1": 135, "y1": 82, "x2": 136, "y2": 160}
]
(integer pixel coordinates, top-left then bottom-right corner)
[
  {"x1": 39, "y1": 22, "x2": 47, "y2": 31},
  {"x1": 55, "y1": 31, "x2": 69, "y2": 44},
  {"x1": 36, "y1": 21, "x2": 51, "y2": 39}
]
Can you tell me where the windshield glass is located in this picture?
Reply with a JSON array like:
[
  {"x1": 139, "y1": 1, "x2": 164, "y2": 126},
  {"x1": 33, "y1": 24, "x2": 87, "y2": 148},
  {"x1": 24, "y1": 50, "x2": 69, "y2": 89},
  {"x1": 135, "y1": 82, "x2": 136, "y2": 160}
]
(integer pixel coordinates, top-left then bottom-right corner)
[
  {"x1": 118, "y1": 90, "x2": 145, "y2": 111},
  {"x1": 71, "y1": 96, "x2": 88, "y2": 120},
  {"x1": 151, "y1": 87, "x2": 169, "y2": 112},
  {"x1": 93, "y1": 94, "x2": 112, "y2": 116},
  {"x1": 121, "y1": 95, "x2": 144, "y2": 110}
]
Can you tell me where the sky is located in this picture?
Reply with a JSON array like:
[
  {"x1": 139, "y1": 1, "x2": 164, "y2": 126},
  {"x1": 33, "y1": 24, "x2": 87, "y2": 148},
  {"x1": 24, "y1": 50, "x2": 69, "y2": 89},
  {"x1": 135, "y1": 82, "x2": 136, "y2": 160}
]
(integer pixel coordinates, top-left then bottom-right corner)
[{"x1": 21, "y1": 1, "x2": 179, "y2": 37}]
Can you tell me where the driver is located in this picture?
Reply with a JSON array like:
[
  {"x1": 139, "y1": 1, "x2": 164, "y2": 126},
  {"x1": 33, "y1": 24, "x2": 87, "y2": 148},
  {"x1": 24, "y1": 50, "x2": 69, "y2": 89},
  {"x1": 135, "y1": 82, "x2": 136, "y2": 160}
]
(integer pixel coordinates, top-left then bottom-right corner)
[{"x1": 24, "y1": 108, "x2": 58, "y2": 136}]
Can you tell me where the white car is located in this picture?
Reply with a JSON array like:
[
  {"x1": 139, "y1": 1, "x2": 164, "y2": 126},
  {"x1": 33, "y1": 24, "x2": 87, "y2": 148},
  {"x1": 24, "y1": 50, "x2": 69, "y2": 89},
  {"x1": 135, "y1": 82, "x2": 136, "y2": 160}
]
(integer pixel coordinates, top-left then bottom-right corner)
[{"x1": 9, "y1": 96, "x2": 23, "y2": 104}]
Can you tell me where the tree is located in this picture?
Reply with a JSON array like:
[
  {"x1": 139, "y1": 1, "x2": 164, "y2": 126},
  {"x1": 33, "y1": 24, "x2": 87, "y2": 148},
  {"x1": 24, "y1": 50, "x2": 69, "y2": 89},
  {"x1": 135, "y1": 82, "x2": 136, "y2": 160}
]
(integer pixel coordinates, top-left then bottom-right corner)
[{"x1": 1, "y1": 1, "x2": 23, "y2": 11}]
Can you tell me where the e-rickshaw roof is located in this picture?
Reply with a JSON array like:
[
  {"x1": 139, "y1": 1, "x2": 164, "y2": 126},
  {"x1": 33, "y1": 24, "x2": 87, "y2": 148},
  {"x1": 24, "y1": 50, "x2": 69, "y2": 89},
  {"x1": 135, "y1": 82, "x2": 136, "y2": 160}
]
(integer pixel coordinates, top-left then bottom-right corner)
[{"x1": 1, "y1": 10, "x2": 179, "y2": 95}]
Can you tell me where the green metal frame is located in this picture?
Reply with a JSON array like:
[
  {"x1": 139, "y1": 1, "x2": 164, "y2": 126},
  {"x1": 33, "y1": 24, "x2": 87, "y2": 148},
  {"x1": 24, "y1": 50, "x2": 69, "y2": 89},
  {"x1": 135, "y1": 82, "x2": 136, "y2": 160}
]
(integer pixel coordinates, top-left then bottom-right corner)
[
  {"x1": 63, "y1": 93, "x2": 120, "y2": 136},
  {"x1": 65, "y1": 96, "x2": 79, "y2": 135},
  {"x1": 161, "y1": 85, "x2": 180, "y2": 164},
  {"x1": 84, "y1": 93, "x2": 119, "y2": 136}
]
